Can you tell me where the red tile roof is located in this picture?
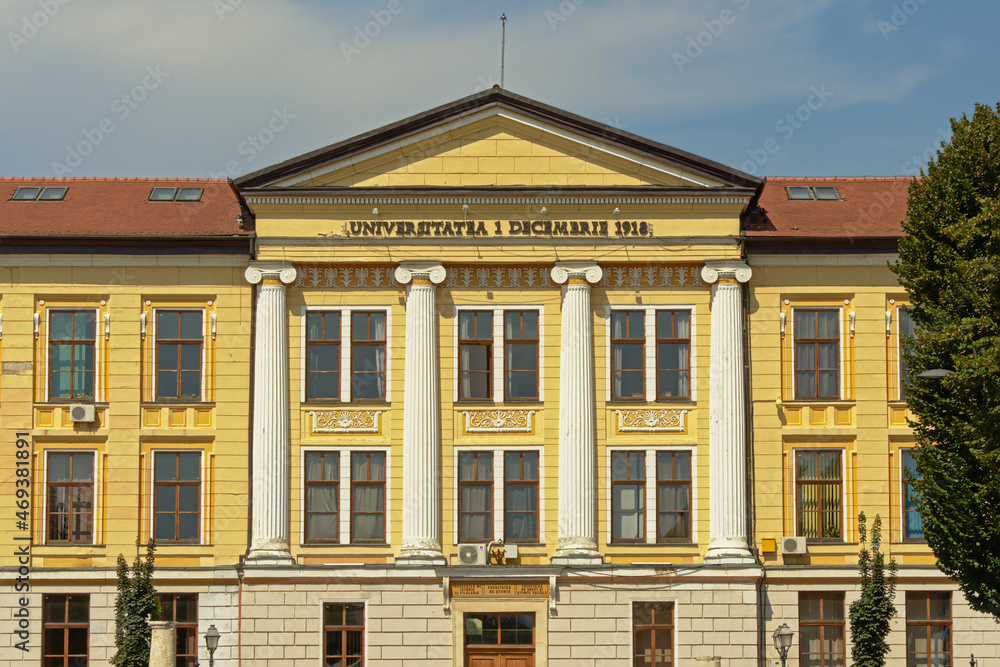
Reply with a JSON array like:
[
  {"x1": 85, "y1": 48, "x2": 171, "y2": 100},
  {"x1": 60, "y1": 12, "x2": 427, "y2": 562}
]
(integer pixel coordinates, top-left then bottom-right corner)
[
  {"x1": 0, "y1": 178, "x2": 250, "y2": 237},
  {"x1": 746, "y1": 177, "x2": 911, "y2": 239}
]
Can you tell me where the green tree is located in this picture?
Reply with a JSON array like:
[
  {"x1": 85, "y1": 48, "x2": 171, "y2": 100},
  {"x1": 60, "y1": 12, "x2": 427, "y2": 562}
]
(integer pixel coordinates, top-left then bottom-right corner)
[
  {"x1": 849, "y1": 513, "x2": 898, "y2": 667},
  {"x1": 111, "y1": 539, "x2": 160, "y2": 667},
  {"x1": 892, "y1": 102, "x2": 1000, "y2": 620}
]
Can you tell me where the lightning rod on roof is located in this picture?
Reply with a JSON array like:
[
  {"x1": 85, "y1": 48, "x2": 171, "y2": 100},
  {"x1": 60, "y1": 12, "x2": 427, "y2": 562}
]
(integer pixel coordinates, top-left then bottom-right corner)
[{"x1": 500, "y1": 13, "x2": 506, "y2": 89}]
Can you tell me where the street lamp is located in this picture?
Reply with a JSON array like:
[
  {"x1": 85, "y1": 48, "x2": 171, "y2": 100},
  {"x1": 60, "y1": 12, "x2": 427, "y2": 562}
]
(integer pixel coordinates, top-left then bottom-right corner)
[
  {"x1": 916, "y1": 368, "x2": 954, "y2": 379},
  {"x1": 772, "y1": 623, "x2": 794, "y2": 667},
  {"x1": 205, "y1": 624, "x2": 221, "y2": 667}
]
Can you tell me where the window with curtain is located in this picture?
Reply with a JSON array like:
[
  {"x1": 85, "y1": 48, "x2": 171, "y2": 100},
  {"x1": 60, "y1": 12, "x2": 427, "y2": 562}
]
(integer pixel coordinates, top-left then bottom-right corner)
[
  {"x1": 656, "y1": 451, "x2": 691, "y2": 542},
  {"x1": 306, "y1": 311, "x2": 341, "y2": 401},
  {"x1": 612, "y1": 451, "x2": 645, "y2": 542},
  {"x1": 459, "y1": 451, "x2": 493, "y2": 542},
  {"x1": 504, "y1": 451, "x2": 538, "y2": 543},
  {"x1": 49, "y1": 310, "x2": 96, "y2": 401},
  {"x1": 350, "y1": 451, "x2": 385, "y2": 542},
  {"x1": 44, "y1": 595, "x2": 89, "y2": 667},
  {"x1": 156, "y1": 310, "x2": 203, "y2": 401},
  {"x1": 611, "y1": 311, "x2": 645, "y2": 399},
  {"x1": 504, "y1": 310, "x2": 539, "y2": 401},
  {"x1": 324, "y1": 603, "x2": 364, "y2": 667},
  {"x1": 902, "y1": 450, "x2": 924, "y2": 540},
  {"x1": 46, "y1": 452, "x2": 94, "y2": 543},
  {"x1": 794, "y1": 309, "x2": 840, "y2": 400},
  {"x1": 656, "y1": 310, "x2": 690, "y2": 400},
  {"x1": 899, "y1": 308, "x2": 916, "y2": 400},
  {"x1": 633, "y1": 602, "x2": 674, "y2": 667},
  {"x1": 459, "y1": 311, "x2": 493, "y2": 400},
  {"x1": 305, "y1": 451, "x2": 339, "y2": 542},
  {"x1": 906, "y1": 592, "x2": 950, "y2": 667},
  {"x1": 351, "y1": 311, "x2": 386, "y2": 401},
  {"x1": 796, "y1": 450, "x2": 842, "y2": 540},
  {"x1": 158, "y1": 594, "x2": 198, "y2": 667},
  {"x1": 799, "y1": 592, "x2": 845, "y2": 667},
  {"x1": 154, "y1": 452, "x2": 201, "y2": 542}
]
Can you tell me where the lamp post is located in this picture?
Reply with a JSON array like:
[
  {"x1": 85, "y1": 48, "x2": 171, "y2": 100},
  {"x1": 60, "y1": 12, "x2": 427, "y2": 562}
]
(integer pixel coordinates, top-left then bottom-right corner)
[
  {"x1": 772, "y1": 623, "x2": 794, "y2": 667},
  {"x1": 916, "y1": 368, "x2": 955, "y2": 379},
  {"x1": 204, "y1": 624, "x2": 220, "y2": 667}
]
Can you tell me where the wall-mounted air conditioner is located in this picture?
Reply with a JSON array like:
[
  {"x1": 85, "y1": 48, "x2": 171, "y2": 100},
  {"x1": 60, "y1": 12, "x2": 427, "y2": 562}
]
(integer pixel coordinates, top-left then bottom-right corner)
[
  {"x1": 69, "y1": 404, "x2": 95, "y2": 423},
  {"x1": 458, "y1": 544, "x2": 487, "y2": 565},
  {"x1": 781, "y1": 536, "x2": 807, "y2": 555}
]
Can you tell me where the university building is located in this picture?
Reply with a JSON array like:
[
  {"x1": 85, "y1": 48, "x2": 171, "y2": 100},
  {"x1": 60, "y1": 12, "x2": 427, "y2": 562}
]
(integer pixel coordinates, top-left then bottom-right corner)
[{"x1": 0, "y1": 88, "x2": 997, "y2": 666}]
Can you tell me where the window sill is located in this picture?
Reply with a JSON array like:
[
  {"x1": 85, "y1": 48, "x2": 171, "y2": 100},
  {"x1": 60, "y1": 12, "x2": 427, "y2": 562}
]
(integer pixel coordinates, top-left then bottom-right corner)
[{"x1": 141, "y1": 401, "x2": 215, "y2": 408}]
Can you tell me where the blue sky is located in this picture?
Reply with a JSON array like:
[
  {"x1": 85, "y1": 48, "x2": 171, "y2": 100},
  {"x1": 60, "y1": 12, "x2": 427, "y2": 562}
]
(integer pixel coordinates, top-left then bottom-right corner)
[{"x1": 0, "y1": 0, "x2": 995, "y2": 180}]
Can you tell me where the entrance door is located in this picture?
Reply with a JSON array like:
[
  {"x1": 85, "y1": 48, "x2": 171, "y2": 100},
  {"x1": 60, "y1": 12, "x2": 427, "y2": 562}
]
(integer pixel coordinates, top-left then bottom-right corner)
[{"x1": 464, "y1": 613, "x2": 535, "y2": 667}]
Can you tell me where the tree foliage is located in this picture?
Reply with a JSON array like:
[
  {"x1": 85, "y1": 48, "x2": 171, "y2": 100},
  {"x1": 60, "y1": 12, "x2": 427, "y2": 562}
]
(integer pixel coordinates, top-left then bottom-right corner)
[
  {"x1": 892, "y1": 102, "x2": 1000, "y2": 619},
  {"x1": 849, "y1": 513, "x2": 898, "y2": 667},
  {"x1": 111, "y1": 539, "x2": 160, "y2": 667}
]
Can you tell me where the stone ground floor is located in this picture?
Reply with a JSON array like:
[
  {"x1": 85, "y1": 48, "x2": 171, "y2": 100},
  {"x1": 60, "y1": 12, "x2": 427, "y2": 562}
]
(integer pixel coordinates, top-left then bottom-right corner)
[{"x1": 1, "y1": 564, "x2": 998, "y2": 665}]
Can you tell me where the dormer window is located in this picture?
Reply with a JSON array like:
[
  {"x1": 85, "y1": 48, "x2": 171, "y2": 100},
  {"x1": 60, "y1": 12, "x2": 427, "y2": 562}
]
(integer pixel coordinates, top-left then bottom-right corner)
[
  {"x1": 149, "y1": 187, "x2": 203, "y2": 202},
  {"x1": 786, "y1": 186, "x2": 841, "y2": 201},
  {"x1": 11, "y1": 186, "x2": 67, "y2": 201}
]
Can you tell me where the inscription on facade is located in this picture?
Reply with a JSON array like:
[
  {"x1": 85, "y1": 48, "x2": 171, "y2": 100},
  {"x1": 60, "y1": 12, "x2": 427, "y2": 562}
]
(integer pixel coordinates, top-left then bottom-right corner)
[
  {"x1": 451, "y1": 580, "x2": 550, "y2": 598},
  {"x1": 346, "y1": 220, "x2": 652, "y2": 237}
]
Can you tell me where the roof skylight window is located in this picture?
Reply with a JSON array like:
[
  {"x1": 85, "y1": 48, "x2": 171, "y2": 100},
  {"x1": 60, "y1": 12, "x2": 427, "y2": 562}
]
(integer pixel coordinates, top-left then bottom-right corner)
[
  {"x1": 176, "y1": 188, "x2": 204, "y2": 201},
  {"x1": 786, "y1": 186, "x2": 813, "y2": 200},
  {"x1": 813, "y1": 186, "x2": 840, "y2": 200},
  {"x1": 149, "y1": 187, "x2": 204, "y2": 202},
  {"x1": 11, "y1": 186, "x2": 67, "y2": 201},
  {"x1": 38, "y1": 187, "x2": 68, "y2": 200},
  {"x1": 785, "y1": 186, "x2": 841, "y2": 201}
]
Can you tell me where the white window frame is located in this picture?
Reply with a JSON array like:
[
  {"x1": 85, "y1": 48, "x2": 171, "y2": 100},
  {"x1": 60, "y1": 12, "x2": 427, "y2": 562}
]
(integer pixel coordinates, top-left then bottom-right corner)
[
  {"x1": 605, "y1": 306, "x2": 697, "y2": 403},
  {"x1": 790, "y1": 306, "x2": 845, "y2": 401},
  {"x1": 606, "y1": 446, "x2": 697, "y2": 545},
  {"x1": 453, "y1": 305, "x2": 545, "y2": 403},
  {"x1": 45, "y1": 307, "x2": 101, "y2": 402},
  {"x1": 42, "y1": 449, "x2": 99, "y2": 546},
  {"x1": 628, "y1": 598, "x2": 680, "y2": 667},
  {"x1": 452, "y1": 446, "x2": 545, "y2": 546},
  {"x1": 300, "y1": 446, "x2": 391, "y2": 546},
  {"x1": 318, "y1": 599, "x2": 368, "y2": 666},
  {"x1": 149, "y1": 449, "x2": 205, "y2": 544},
  {"x1": 791, "y1": 447, "x2": 848, "y2": 540},
  {"x1": 151, "y1": 307, "x2": 206, "y2": 402},
  {"x1": 300, "y1": 306, "x2": 392, "y2": 404}
]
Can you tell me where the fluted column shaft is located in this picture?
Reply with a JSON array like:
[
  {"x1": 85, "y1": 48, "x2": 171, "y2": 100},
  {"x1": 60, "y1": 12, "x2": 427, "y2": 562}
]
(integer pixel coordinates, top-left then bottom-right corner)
[
  {"x1": 395, "y1": 262, "x2": 446, "y2": 564},
  {"x1": 701, "y1": 260, "x2": 753, "y2": 562},
  {"x1": 245, "y1": 263, "x2": 297, "y2": 564},
  {"x1": 551, "y1": 262, "x2": 603, "y2": 564}
]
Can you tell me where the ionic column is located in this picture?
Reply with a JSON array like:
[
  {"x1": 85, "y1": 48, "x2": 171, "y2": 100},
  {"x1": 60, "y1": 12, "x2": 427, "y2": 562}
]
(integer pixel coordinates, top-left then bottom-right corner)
[
  {"x1": 550, "y1": 261, "x2": 603, "y2": 565},
  {"x1": 701, "y1": 260, "x2": 754, "y2": 562},
  {"x1": 245, "y1": 263, "x2": 296, "y2": 565},
  {"x1": 395, "y1": 261, "x2": 447, "y2": 565}
]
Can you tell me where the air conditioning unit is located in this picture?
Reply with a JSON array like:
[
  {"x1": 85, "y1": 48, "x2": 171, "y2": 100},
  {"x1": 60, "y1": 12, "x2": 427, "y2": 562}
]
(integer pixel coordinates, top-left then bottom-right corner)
[
  {"x1": 69, "y1": 404, "x2": 95, "y2": 423},
  {"x1": 781, "y1": 536, "x2": 807, "y2": 555},
  {"x1": 458, "y1": 544, "x2": 488, "y2": 565}
]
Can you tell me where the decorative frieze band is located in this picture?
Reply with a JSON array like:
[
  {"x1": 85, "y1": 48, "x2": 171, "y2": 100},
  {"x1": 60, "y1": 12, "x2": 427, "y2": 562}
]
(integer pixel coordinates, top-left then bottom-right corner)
[
  {"x1": 295, "y1": 265, "x2": 398, "y2": 288},
  {"x1": 614, "y1": 408, "x2": 689, "y2": 433},
  {"x1": 310, "y1": 410, "x2": 383, "y2": 434},
  {"x1": 462, "y1": 410, "x2": 536, "y2": 433}
]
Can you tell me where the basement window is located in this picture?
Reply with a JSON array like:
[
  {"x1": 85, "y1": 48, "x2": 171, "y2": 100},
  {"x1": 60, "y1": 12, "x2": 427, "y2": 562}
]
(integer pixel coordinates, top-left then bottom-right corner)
[
  {"x1": 11, "y1": 186, "x2": 67, "y2": 201},
  {"x1": 149, "y1": 187, "x2": 203, "y2": 202}
]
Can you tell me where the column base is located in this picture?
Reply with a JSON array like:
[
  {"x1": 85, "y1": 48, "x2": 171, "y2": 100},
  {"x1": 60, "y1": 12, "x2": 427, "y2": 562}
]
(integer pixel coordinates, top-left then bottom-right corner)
[
  {"x1": 244, "y1": 548, "x2": 295, "y2": 566},
  {"x1": 551, "y1": 543, "x2": 604, "y2": 566},
  {"x1": 705, "y1": 537, "x2": 755, "y2": 565},
  {"x1": 395, "y1": 550, "x2": 447, "y2": 567}
]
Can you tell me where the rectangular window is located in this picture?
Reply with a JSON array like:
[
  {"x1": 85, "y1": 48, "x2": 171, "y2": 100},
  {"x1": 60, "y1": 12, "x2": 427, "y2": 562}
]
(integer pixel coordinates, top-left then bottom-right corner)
[
  {"x1": 46, "y1": 452, "x2": 94, "y2": 543},
  {"x1": 156, "y1": 310, "x2": 203, "y2": 401},
  {"x1": 306, "y1": 311, "x2": 341, "y2": 401},
  {"x1": 464, "y1": 613, "x2": 534, "y2": 647},
  {"x1": 612, "y1": 311, "x2": 645, "y2": 399},
  {"x1": 795, "y1": 309, "x2": 840, "y2": 400},
  {"x1": 902, "y1": 450, "x2": 924, "y2": 540},
  {"x1": 305, "y1": 452, "x2": 339, "y2": 542},
  {"x1": 459, "y1": 311, "x2": 493, "y2": 400},
  {"x1": 43, "y1": 594, "x2": 89, "y2": 667},
  {"x1": 656, "y1": 451, "x2": 691, "y2": 542},
  {"x1": 796, "y1": 451, "x2": 843, "y2": 540},
  {"x1": 612, "y1": 451, "x2": 645, "y2": 542},
  {"x1": 350, "y1": 451, "x2": 385, "y2": 542},
  {"x1": 158, "y1": 594, "x2": 198, "y2": 667},
  {"x1": 323, "y1": 603, "x2": 364, "y2": 666},
  {"x1": 899, "y1": 308, "x2": 915, "y2": 400},
  {"x1": 633, "y1": 601, "x2": 674, "y2": 667},
  {"x1": 656, "y1": 310, "x2": 691, "y2": 400},
  {"x1": 504, "y1": 451, "x2": 539, "y2": 543},
  {"x1": 459, "y1": 451, "x2": 493, "y2": 542},
  {"x1": 504, "y1": 310, "x2": 539, "y2": 401},
  {"x1": 49, "y1": 310, "x2": 96, "y2": 401},
  {"x1": 351, "y1": 311, "x2": 386, "y2": 401},
  {"x1": 799, "y1": 592, "x2": 846, "y2": 667},
  {"x1": 154, "y1": 452, "x2": 201, "y2": 542},
  {"x1": 906, "y1": 592, "x2": 951, "y2": 667}
]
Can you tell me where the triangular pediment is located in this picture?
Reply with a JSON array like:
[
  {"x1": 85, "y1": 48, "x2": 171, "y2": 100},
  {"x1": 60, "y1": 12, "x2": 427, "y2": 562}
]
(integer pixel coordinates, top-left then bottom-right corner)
[{"x1": 236, "y1": 88, "x2": 759, "y2": 192}]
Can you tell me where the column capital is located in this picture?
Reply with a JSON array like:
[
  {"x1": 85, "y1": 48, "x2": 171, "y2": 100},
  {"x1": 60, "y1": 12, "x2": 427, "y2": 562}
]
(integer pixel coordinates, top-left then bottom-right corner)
[
  {"x1": 395, "y1": 261, "x2": 446, "y2": 285},
  {"x1": 701, "y1": 260, "x2": 752, "y2": 285},
  {"x1": 245, "y1": 262, "x2": 296, "y2": 285},
  {"x1": 550, "y1": 261, "x2": 602, "y2": 285}
]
